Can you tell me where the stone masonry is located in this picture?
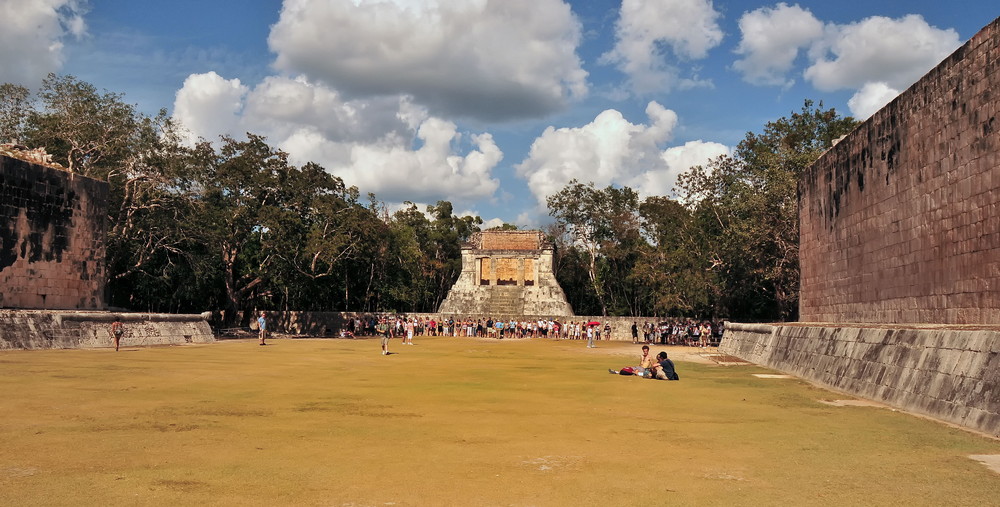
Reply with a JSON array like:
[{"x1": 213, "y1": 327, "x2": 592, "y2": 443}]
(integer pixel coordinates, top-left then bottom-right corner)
[
  {"x1": 0, "y1": 155, "x2": 108, "y2": 309},
  {"x1": 438, "y1": 230, "x2": 573, "y2": 316},
  {"x1": 720, "y1": 17, "x2": 1000, "y2": 439},
  {"x1": 799, "y1": 16, "x2": 1000, "y2": 324},
  {"x1": 0, "y1": 310, "x2": 215, "y2": 350},
  {"x1": 720, "y1": 323, "x2": 1000, "y2": 437}
]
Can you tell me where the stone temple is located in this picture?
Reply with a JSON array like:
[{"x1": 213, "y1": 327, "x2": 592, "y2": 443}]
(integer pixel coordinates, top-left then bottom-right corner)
[{"x1": 438, "y1": 230, "x2": 573, "y2": 316}]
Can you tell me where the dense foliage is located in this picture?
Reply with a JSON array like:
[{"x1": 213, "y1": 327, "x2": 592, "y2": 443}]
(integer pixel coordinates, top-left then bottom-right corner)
[
  {"x1": 548, "y1": 100, "x2": 857, "y2": 321},
  {"x1": 3, "y1": 75, "x2": 855, "y2": 323}
]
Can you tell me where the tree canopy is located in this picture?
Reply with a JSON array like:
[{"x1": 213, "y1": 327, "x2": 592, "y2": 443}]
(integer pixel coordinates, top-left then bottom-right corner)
[
  {"x1": 3, "y1": 75, "x2": 855, "y2": 322},
  {"x1": 545, "y1": 100, "x2": 857, "y2": 320}
]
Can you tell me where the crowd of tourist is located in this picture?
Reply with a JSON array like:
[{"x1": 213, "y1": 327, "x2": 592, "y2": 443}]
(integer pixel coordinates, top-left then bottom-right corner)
[
  {"x1": 633, "y1": 319, "x2": 725, "y2": 347},
  {"x1": 341, "y1": 315, "x2": 724, "y2": 347}
]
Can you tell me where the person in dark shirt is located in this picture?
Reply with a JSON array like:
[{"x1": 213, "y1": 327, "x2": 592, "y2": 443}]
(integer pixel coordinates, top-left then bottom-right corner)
[{"x1": 652, "y1": 351, "x2": 679, "y2": 380}]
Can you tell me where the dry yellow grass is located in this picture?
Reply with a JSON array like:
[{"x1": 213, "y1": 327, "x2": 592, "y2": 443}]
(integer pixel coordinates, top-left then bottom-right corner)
[{"x1": 1, "y1": 337, "x2": 998, "y2": 506}]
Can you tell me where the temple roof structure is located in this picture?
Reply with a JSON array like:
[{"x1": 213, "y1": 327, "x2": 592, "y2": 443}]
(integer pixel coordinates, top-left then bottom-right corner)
[{"x1": 438, "y1": 230, "x2": 573, "y2": 316}]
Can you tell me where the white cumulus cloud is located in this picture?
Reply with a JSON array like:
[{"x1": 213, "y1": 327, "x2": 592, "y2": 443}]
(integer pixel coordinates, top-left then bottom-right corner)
[
  {"x1": 173, "y1": 72, "x2": 249, "y2": 144},
  {"x1": 601, "y1": 0, "x2": 724, "y2": 94},
  {"x1": 734, "y1": 9, "x2": 962, "y2": 120},
  {"x1": 0, "y1": 0, "x2": 87, "y2": 86},
  {"x1": 267, "y1": 0, "x2": 587, "y2": 121},
  {"x1": 515, "y1": 101, "x2": 729, "y2": 208},
  {"x1": 479, "y1": 217, "x2": 507, "y2": 230},
  {"x1": 733, "y1": 3, "x2": 823, "y2": 87},
  {"x1": 804, "y1": 14, "x2": 961, "y2": 92},
  {"x1": 173, "y1": 72, "x2": 502, "y2": 207},
  {"x1": 847, "y1": 81, "x2": 901, "y2": 119}
]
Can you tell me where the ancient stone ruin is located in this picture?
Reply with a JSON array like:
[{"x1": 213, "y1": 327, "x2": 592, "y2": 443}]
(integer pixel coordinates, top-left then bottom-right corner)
[
  {"x1": 799, "y1": 20, "x2": 1000, "y2": 325},
  {"x1": 0, "y1": 152, "x2": 107, "y2": 309},
  {"x1": 438, "y1": 230, "x2": 573, "y2": 316},
  {"x1": 0, "y1": 152, "x2": 214, "y2": 349},
  {"x1": 722, "y1": 16, "x2": 1000, "y2": 437}
]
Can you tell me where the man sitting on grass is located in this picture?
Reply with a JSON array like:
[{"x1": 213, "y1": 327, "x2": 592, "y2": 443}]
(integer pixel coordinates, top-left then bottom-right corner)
[
  {"x1": 608, "y1": 345, "x2": 655, "y2": 377},
  {"x1": 651, "y1": 351, "x2": 679, "y2": 380}
]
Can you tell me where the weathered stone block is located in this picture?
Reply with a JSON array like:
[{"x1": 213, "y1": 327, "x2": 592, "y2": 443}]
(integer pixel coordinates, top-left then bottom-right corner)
[
  {"x1": 438, "y1": 231, "x2": 572, "y2": 316},
  {"x1": 800, "y1": 17, "x2": 1000, "y2": 324},
  {"x1": 721, "y1": 323, "x2": 1000, "y2": 436},
  {"x1": 0, "y1": 156, "x2": 107, "y2": 310}
]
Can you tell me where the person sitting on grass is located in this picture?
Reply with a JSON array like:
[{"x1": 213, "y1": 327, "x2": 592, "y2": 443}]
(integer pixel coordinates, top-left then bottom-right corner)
[
  {"x1": 651, "y1": 351, "x2": 679, "y2": 380},
  {"x1": 608, "y1": 345, "x2": 655, "y2": 376}
]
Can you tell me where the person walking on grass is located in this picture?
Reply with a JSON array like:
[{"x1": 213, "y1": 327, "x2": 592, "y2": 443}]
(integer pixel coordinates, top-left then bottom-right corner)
[
  {"x1": 257, "y1": 311, "x2": 268, "y2": 346},
  {"x1": 376, "y1": 318, "x2": 392, "y2": 355},
  {"x1": 109, "y1": 318, "x2": 125, "y2": 351}
]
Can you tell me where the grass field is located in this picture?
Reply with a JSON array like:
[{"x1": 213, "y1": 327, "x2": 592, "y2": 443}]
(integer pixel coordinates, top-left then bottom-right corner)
[{"x1": 1, "y1": 336, "x2": 998, "y2": 506}]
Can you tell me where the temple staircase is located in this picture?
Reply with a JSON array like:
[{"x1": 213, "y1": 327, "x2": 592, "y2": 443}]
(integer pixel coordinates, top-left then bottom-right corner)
[{"x1": 488, "y1": 286, "x2": 524, "y2": 315}]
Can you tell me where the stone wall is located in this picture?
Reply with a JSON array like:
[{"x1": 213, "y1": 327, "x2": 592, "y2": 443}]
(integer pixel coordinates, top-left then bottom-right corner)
[
  {"x1": 719, "y1": 323, "x2": 1000, "y2": 437},
  {"x1": 0, "y1": 310, "x2": 215, "y2": 350},
  {"x1": 0, "y1": 156, "x2": 108, "y2": 309},
  {"x1": 799, "y1": 16, "x2": 1000, "y2": 324}
]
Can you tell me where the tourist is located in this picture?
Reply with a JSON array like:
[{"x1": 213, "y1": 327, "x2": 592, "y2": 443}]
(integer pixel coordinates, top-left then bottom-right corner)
[
  {"x1": 607, "y1": 345, "x2": 655, "y2": 377},
  {"x1": 604, "y1": 322, "x2": 612, "y2": 341},
  {"x1": 586, "y1": 325, "x2": 594, "y2": 348},
  {"x1": 109, "y1": 317, "x2": 125, "y2": 352},
  {"x1": 631, "y1": 321, "x2": 638, "y2": 343},
  {"x1": 405, "y1": 318, "x2": 415, "y2": 345},
  {"x1": 257, "y1": 311, "x2": 268, "y2": 346},
  {"x1": 638, "y1": 345, "x2": 655, "y2": 375},
  {"x1": 376, "y1": 318, "x2": 391, "y2": 355},
  {"x1": 652, "y1": 351, "x2": 679, "y2": 380},
  {"x1": 712, "y1": 321, "x2": 725, "y2": 346}
]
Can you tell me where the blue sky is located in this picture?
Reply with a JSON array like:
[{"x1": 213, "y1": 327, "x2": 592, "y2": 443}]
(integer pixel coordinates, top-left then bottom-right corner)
[{"x1": 4, "y1": 1, "x2": 998, "y2": 227}]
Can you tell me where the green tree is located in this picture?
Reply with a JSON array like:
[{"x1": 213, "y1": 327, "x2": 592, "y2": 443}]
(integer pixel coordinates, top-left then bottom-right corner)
[
  {"x1": 675, "y1": 100, "x2": 856, "y2": 320},
  {"x1": 188, "y1": 134, "x2": 295, "y2": 322},
  {"x1": 547, "y1": 180, "x2": 640, "y2": 316},
  {"x1": 26, "y1": 74, "x2": 142, "y2": 178},
  {"x1": 0, "y1": 83, "x2": 31, "y2": 144},
  {"x1": 634, "y1": 195, "x2": 713, "y2": 316}
]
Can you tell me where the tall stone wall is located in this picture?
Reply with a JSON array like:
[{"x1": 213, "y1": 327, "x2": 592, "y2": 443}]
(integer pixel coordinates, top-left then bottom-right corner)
[
  {"x1": 0, "y1": 156, "x2": 108, "y2": 309},
  {"x1": 719, "y1": 323, "x2": 1000, "y2": 437},
  {"x1": 799, "y1": 17, "x2": 1000, "y2": 324},
  {"x1": 0, "y1": 310, "x2": 215, "y2": 350}
]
